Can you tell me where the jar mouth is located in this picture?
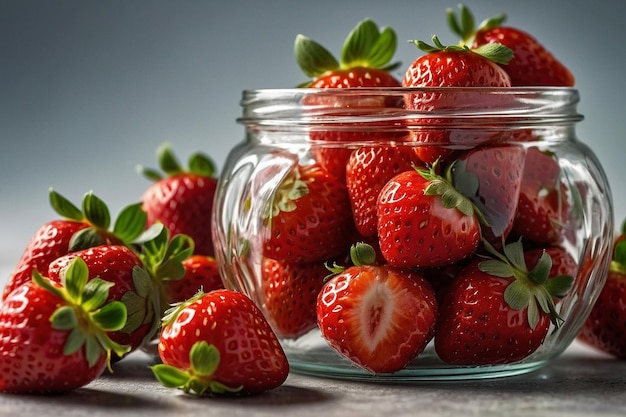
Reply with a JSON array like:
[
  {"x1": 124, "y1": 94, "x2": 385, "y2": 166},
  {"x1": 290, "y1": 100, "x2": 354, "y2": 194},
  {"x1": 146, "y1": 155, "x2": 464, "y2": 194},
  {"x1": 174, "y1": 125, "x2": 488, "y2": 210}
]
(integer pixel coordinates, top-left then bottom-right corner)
[{"x1": 238, "y1": 87, "x2": 582, "y2": 131}]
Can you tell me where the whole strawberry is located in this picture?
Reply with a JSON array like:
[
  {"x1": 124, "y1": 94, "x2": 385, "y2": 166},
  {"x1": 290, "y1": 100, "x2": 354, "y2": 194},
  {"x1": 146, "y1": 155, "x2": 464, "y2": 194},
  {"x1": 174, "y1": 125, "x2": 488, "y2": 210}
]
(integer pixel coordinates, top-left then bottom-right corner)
[
  {"x1": 296, "y1": 18, "x2": 403, "y2": 181},
  {"x1": 47, "y1": 245, "x2": 160, "y2": 358},
  {"x1": 402, "y1": 35, "x2": 512, "y2": 164},
  {"x1": 152, "y1": 289, "x2": 289, "y2": 396},
  {"x1": 261, "y1": 256, "x2": 327, "y2": 339},
  {"x1": 138, "y1": 143, "x2": 218, "y2": 256},
  {"x1": 376, "y1": 161, "x2": 483, "y2": 268},
  {"x1": 448, "y1": 4, "x2": 575, "y2": 86},
  {"x1": 578, "y1": 224, "x2": 626, "y2": 358},
  {"x1": 0, "y1": 258, "x2": 129, "y2": 393},
  {"x1": 3, "y1": 189, "x2": 150, "y2": 301},
  {"x1": 435, "y1": 239, "x2": 574, "y2": 365},
  {"x1": 262, "y1": 163, "x2": 354, "y2": 263},
  {"x1": 317, "y1": 243, "x2": 438, "y2": 373}
]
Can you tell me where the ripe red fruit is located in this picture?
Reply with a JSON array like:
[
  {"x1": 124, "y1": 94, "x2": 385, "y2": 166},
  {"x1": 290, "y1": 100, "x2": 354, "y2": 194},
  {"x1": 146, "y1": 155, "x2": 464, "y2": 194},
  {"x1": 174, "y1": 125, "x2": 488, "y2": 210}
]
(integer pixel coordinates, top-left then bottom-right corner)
[
  {"x1": 0, "y1": 258, "x2": 129, "y2": 393},
  {"x1": 376, "y1": 162, "x2": 482, "y2": 268},
  {"x1": 47, "y1": 245, "x2": 160, "y2": 357},
  {"x1": 138, "y1": 143, "x2": 218, "y2": 256},
  {"x1": 3, "y1": 189, "x2": 149, "y2": 301},
  {"x1": 435, "y1": 240, "x2": 574, "y2": 365},
  {"x1": 346, "y1": 145, "x2": 418, "y2": 237},
  {"x1": 261, "y1": 257, "x2": 327, "y2": 339},
  {"x1": 163, "y1": 254, "x2": 224, "y2": 304},
  {"x1": 578, "y1": 226, "x2": 626, "y2": 358},
  {"x1": 402, "y1": 35, "x2": 512, "y2": 164},
  {"x1": 447, "y1": 4, "x2": 575, "y2": 86},
  {"x1": 152, "y1": 289, "x2": 289, "y2": 395},
  {"x1": 262, "y1": 163, "x2": 354, "y2": 263},
  {"x1": 317, "y1": 244, "x2": 438, "y2": 373},
  {"x1": 295, "y1": 19, "x2": 403, "y2": 181}
]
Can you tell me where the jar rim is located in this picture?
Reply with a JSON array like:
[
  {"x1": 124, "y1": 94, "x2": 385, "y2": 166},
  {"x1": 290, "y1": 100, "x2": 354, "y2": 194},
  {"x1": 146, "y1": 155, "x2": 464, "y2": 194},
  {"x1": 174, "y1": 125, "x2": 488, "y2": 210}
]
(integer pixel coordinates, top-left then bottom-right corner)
[{"x1": 238, "y1": 87, "x2": 582, "y2": 129}]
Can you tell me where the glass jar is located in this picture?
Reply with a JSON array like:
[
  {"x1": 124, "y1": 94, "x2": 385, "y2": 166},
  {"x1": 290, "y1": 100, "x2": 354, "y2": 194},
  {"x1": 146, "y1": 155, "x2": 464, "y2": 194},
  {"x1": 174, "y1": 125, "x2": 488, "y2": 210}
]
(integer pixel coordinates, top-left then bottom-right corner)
[{"x1": 212, "y1": 87, "x2": 614, "y2": 381}]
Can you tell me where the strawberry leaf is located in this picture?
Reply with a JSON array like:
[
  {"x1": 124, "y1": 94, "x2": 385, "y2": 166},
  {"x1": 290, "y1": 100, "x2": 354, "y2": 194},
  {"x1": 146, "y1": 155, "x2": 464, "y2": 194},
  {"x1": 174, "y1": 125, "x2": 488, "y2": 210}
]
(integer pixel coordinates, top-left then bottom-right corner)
[
  {"x1": 190, "y1": 341, "x2": 220, "y2": 377},
  {"x1": 349, "y1": 242, "x2": 377, "y2": 266},
  {"x1": 341, "y1": 18, "x2": 381, "y2": 67},
  {"x1": 64, "y1": 327, "x2": 87, "y2": 355},
  {"x1": 50, "y1": 305, "x2": 79, "y2": 330},
  {"x1": 479, "y1": 259, "x2": 514, "y2": 278},
  {"x1": 188, "y1": 152, "x2": 216, "y2": 178},
  {"x1": 502, "y1": 239, "x2": 527, "y2": 272},
  {"x1": 151, "y1": 364, "x2": 191, "y2": 388},
  {"x1": 527, "y1": 298, "x2": 540, "y2": 330},
  {"x1": 49, "y1": 188, "x2": 83, "y2": 221},
  {"x1": 69, "y1": 228, "x2": 106, "y2": 252},
  {"x1": 91, "y1": 301, "x2": 127, "y2": 332},
  {"x1": 63, "y1": 256, "x2": 89, "y2": 301},
  {"x1": 527, "y1": 250, "x2": 552, "y2": 285},
  {"x1": 158, "y1": 143, "x2": 184, "y2": 176},
  {"x1": 113, "y1": 202, "x2": 148, "y2": 243},
  {"x1": 503, "y1": 280, "x2": 531, "y2": 310},
  {"x1": 82, "y1": 191, "x2": 111, "y2": 230},
  {"x1": 294, "y1": 34, "x2": 339, "y2": 79},
  {"x1": 81, "y1": 278, "x2": 114, "y2": 311},
  {"x1": 544, "y1": 274, "x2": 575, "y2": 299}
]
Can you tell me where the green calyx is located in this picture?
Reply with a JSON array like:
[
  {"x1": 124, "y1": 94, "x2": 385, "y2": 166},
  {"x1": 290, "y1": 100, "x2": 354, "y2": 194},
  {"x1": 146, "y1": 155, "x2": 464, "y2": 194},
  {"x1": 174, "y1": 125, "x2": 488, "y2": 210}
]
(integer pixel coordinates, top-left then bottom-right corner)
[
  {"x1": 151, "y1": 341, "x2": 242, "y2": 396},
  {"x1": 137, "y1": 142, "x2": 217, "y2": 181},
  {"x1": 295, "y1": 18, "x2": 401, "y2": 85},
  {"x1": 478, "y1": 239, "x2": 574, "y2": 330},
  {"x1": 324, "y1": 242, "x2": 377, "y2": 280},
  {"x1": 411, "y1": 34, "x2": 512, "y2": 65},
  {"x1": 264, "y1": 167, "x2": 309, "y2": 220},
  {"x1": 416, "y1": 161, "x2": 488, "y2": 225},
  {"x1": 33, "y1": 257, "x2": 131, "y2": 369},
  {"x1": 49, "y1": 188, "x2": 156, "y2": 251},
  {"x1": 447, "y1": 3, "x2": 506, "y2": 46},
  {"x1": 611, "y1": 220, "x2": 626, "y2": 274}
]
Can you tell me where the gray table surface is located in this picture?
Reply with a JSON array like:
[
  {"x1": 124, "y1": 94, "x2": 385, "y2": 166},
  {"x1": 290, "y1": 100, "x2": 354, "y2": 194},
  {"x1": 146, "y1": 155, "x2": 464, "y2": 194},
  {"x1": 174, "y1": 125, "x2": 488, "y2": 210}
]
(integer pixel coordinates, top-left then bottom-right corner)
[{"x1": 1, "y1": 342, "x2": 624, "y2": 417}]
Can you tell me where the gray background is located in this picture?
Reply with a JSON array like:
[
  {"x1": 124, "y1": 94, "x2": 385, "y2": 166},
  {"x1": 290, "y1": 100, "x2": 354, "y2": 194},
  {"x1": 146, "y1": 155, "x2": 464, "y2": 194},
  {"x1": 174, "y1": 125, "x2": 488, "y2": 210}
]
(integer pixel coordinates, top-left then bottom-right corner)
[{"x1": 1, "y1": 0, "x2": 625, "y2": 283}]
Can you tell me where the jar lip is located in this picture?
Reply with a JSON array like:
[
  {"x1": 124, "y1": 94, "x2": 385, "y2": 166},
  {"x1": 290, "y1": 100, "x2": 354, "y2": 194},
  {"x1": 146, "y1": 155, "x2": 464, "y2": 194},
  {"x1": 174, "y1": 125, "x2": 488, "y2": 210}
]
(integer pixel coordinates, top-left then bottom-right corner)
[{"x1": 239, "y1": 87, "x2": 583, "y2": 128}]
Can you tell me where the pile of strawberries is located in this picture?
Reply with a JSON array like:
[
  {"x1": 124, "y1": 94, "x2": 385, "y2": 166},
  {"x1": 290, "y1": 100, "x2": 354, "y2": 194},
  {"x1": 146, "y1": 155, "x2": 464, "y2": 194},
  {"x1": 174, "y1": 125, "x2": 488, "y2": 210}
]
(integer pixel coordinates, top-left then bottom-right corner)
[{"x1": 0, "y1": 3, "x2": 623, "y2": 399}]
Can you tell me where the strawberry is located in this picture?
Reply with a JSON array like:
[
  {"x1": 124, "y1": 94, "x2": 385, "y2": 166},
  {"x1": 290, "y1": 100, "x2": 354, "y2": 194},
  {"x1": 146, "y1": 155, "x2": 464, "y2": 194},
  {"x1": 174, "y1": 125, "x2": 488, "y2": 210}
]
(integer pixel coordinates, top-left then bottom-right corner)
[
  {"x1": 435, "y1": 239, "x2": 574, "y2": 365},
  {"x1": 261, "y1": 257, "x2": 327, "y2": 339},
  {"x1": 138, "y1": 143, "x2": 218, "y2": 256},
  {"x1": 376, "y1": 161, "x2": 482, "y2": 268},
  {"x1": 0, "y1": 257, "x2": 129, "y2": 393},
  {"x1": 152, "y1": 289, "x2": 289, "y2": 396},
  {"x1": 295, "y1": 19, "x2": 403, "y2": 181},
  {"x1": 47, "y1": 245, "x2": 160, "y2": 358},
  {"x1": 163, "y1": 254, "x2": 224, "y2": 304},
  {"x1": 402, "y1": 35, "x2": 512, "y2": 164},
  {"x1": 447, "y1": 4, "x2": 575, "y2": 86},
  {"x1": 451, "y1": 144, "x2": 526, "y2": 247},
  {"x1": 578, "y1": 224, "x2": 626, "y2": 358},
  {"x1": 262, "y1": 163, "x2": 354, "y2": 263},
  {"x1": 317, "y1": 243, "x2": 438, "y2": 373},
  {"x1": 512, "y1": 147, "x2": 571, "y2": 244},
  {"x1": 346, "y1": 145, "x2": 418, "y2": 237},
  {"x1": 3, "y1": 189, "x2": 151, "y2": 301}
]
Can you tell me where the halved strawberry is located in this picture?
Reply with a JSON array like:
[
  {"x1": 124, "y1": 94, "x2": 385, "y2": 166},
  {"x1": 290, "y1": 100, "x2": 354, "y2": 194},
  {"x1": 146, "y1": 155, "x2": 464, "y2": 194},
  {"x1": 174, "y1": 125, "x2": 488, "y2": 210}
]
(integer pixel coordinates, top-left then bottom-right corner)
[{"x1": 317, "y1": 243, "x2": 438, "y2": 373}]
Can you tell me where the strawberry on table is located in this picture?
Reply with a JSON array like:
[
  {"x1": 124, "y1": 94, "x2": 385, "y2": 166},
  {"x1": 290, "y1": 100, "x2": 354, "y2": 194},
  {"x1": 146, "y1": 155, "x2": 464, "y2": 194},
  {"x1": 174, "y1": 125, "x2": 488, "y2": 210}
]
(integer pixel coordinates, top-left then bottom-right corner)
[
  {"x1": 376, "y1": 161, "x2": 483, "y2": 268},
  {"x1": 448, "y1": 3, "x2": 575, "y2": 86},
  {"x1": 152, "y1": 289, "x2": 289, "y2": 396},
  {"x1": 262, "y1": 163, "x2": 354, "y2": 263},
  {"x1": 261, "y1": 257, "x2": 327, "y2": 339},
  {"x1": 317, "y1": 243, "x2": 438, "y2": 373},
  {"x1": 3, "y1": 189, "x2": 150, "y2": 301},
  {"x1": 435, "y1": 239, "x2": 574, "y2": 365},
  {"x1": 295, "y1": 18, "x2": 403, "y2": 181},
  {"x1": 138, "y1": 143, "x2": 218, "y2": 256},
  {"x1": 0, "y1": 257, "x2": 129, "y2": 393},
  {"x1": 578, "y1": 222, "x2": 626, "y2": 358},
  {"x1": 47, "y1": 245, "x2": 160, "y2": 359}
]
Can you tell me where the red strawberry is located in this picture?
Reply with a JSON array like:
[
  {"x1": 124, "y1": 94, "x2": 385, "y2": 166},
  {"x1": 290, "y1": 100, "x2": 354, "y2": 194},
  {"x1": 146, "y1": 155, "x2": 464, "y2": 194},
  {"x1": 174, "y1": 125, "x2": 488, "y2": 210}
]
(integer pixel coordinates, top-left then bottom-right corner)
[
  {"x1": 47, "y1": 245, "x2": 160, "y2": 358},
  {"x1": 138, "y1": 143, "x2": 218, "y2": 256},
  {"x1": 152, "y1": 289, "x2": 289, "y2": 395},
  {"x1": 295, "y1": 19, "x2": 403, "y2": 181},
  {"x1": 3, "y1": 189, "x2": 150, "y2": 301},
  {"x1": 578, "y1": 225, "x2": 626, "y2": 358},
  {"x1": 512, "y1": 147, "x2": 570, "y2": 244},
  {"x1": 317, "y1": 243, "x2": 438, "y2": 373},
  {"x1": 262, "y1": 163, "x2": 354, "y2": 263},
  {"x1": 0, "y1": 258, "x2": 129, "y2": 393},
  {"x1": 402, "y1": 35, "x2": 512, "y2": 164},
  {"x1": 163, "y1": 254, "x2": 224, "y2": 304},
  {"x1": 447, "y1": 4, "x2": 575, "y2": 86},
  {"x1": 346, "y1": 145, "x2": 418, "y2": 237},
  {"x1": 451, "y1": 144, "x2": 526, "y2": 246},
  {"x1": 261, "y1": 257, "x2": 327, "y2": 339},
  {"x1": 435, "y1": 239, "x2": 574, "y2": 365},
  {"x1": 376, "y1": 162, "x2": 482, "y2": 268}
]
